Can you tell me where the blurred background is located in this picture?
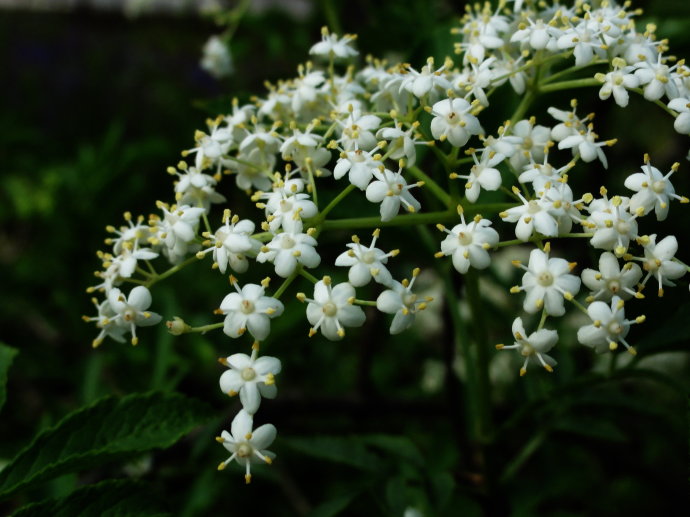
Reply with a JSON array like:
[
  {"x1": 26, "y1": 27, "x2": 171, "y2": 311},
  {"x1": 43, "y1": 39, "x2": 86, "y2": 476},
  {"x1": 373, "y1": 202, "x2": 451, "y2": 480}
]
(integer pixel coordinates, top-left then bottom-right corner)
[{"x1": 1, "y1": 1, "x2": 690, "y2": 516}]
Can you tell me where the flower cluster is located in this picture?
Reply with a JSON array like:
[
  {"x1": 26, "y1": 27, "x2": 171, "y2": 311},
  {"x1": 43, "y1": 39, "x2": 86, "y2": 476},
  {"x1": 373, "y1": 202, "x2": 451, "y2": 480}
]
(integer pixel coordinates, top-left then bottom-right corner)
[{"x1": 86, "y1": 0, "x2": 690, "y2": 481}]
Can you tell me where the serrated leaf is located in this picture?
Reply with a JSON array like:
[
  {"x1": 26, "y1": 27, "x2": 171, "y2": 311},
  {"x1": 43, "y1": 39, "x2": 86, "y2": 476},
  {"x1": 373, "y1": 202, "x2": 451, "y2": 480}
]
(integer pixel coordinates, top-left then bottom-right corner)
[
  {"x1": 0, "y1": 343, "x2": 18, "y2": 413},
  {"x1": 0, "y1": 391, "x2": 213, "y2": 499},
  {"x1": 281, "y1": 436, "x2": 375, "y2": 471},
  {"x1": 11, "y1": 479, "x2": 170, "y2": 517}
]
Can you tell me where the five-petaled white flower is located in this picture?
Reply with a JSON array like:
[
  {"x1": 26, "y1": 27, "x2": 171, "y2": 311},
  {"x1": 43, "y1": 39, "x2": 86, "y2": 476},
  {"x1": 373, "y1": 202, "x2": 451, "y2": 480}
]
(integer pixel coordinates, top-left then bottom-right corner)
[
  {"x1": 376, "y1": 269, "x2": 432, "y2": 335},
  {"x1": 219, "y1": 351, "x2": 281, "y2": 414},
  {"x1": 334, "y1": 229, "x2": 399, "y2": 287},
  {"x1": 581, "y1": 252, "x2": 643, "y2": 302},
  {"x1": 298, "y1": 277, "x2": 366, "y2": 340},
  {"x1": 577, "y1": 296, "x2": 644, "y2": 354},
  {"x1": 216, "y1": 410, "x2": 276, "y2": 484},
  {"x1": 511, "y1": 245, "x2": 581, "y2": 316},
  {"x1": 624, "y1": 156, "x2": 687, "y2": 221},
  {"x1": 636, "y1": 234, "x2": 687, "y2": 297},
  {"x1": 365, "y1": 166, "x2": 423, "y2": 222},
  {"x1": 106, "y1": 286, "x2": 162, "y2": 346},
  {"x1": 256, "y1": 230, "x2": 321, "y2": 277},
  {"x1": 219, "y1": 278, "x2": 284, "y2": 341},
  {"x1": 430, "y1": 98, "x2": 482, "y2": 147},
  {"x1": 436, "y1": 210, "x2": 499, "y2": 274},
  {"x1": 496, "y1": 317, "x2": 558, "y2": 376}
]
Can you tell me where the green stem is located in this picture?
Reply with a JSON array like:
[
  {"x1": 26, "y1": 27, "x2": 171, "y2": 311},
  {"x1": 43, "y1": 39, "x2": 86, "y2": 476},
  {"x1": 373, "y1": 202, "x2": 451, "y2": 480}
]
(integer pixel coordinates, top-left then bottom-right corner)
[
  {"x1": 509, "y1": 89, "x2": 537, "y2": 127},
  {"x1": 540, "y1": 59, "x2": 607, "y2": 85},
  {"x1": 353, "y1": 299, "x2": 377, "y2": 307},
  {"x1": 273, "y1": 270, "x2": 299, "y2": 300},
  {"x1": 298, "y1": 268, "x2": 319, "y2": 284},
  {"x1": 322, "y1": 204, "x2": 514, "y2": 231},
  {"x1": 318, "y1": 184, "x2": 356, "y2": 221},
  {"x1": 407, "y1": 165, "x2": 452, "y2": 207},
  {"x1": 145, "y1": 255, "x2": 200, "y2": 288},
  {"x1": 187, "y1": 322, "x2": 224, "y2": 334},
  {"x1": 494, "y1": 233, "x2": 593, "y2": 248},
  {"x1": 538, "y1": 77, "x2": 601, "y2": 93}
]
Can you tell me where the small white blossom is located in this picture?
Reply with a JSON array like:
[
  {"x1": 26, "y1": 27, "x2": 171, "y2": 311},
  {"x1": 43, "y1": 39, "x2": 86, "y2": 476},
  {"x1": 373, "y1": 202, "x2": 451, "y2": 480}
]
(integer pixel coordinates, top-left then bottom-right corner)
[
  {"x1": 376, "y1": 269, "x2": 431, "y2": 335},
  {"x1": 636, "y1": 234, "x2": 687, "y2": 296},
  {"x1": 450, "y1": 149, "x2": 503, "y2": 203},
  {"x1": 219, "y1": 278, "x2": 284, "y2": 341},
  {"x1": 624, "y1": 157, "x2": 687, "y2": 220},
  {"x1": 500, "y1": 187, "x2": 559, "y2": 241},
  {"x1": 334, "y1": 229, "x2": 398, "y2": 287},
  {"x1": 299, "y1": 277, "x2": 366, "y2": 340},
  {"x1": 200, "y1": 35, "x2": 233, "y2": 79},
  {"x1": 219, "y1": 351, "x2": 281, "y2": 414},
  {"x1": 216, "y1": 410, "x2": 276, "y2": 484},
  {"x1": 496, "y1": 317, "x2": 558, "y2": 376},
  {"x1": 365, "y1": 167, "x2": 422, "y2": 222},
  {"x1": 511, "y1": 246, "x2": 581, "y2": 316},
  {"x1": 668, "y1": 97, "x2": 690, "y2": 134},
  {"x1": 585, "y1": 194, "x2": 638, "y2": 255},
  {"x1": 106, "y1": 286, "x2": 162, "y2": 346},
  {"x1": 430, "y1": 98, "x2": 483, "y2": 148},
  {"x1": 436, "y1": 210, "x2": 499, "y2": 274},
  {"x1": 577, "y1": 296, "x2": 643, "y2": 354},
  {"x1": 199, "y1": 210, "x2": 259, "y2": 274},
  {"x1": 256, "y1": 230, "x2": 321, "y2": 277},
  {"x1": 582, "y1": 252, "x2": 643, "y2": 302},
  {"x1": 309, "y1": 28, "x2": 358, "y2": 59},
  {"x1": 595, "y1": 59, "x2": 639, "y2": 108}
]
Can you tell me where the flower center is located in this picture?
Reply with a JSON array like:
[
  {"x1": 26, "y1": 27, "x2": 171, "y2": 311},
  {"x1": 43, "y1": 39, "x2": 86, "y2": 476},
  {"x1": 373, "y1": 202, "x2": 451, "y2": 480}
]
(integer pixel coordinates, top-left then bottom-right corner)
[
  {"x1": 280, "y1": 200, "x2": 293, "y2": 212},
  {"x1": 527, "y1": 200, "x2": 541, "y2": 214},
  {"x1": 615, "y1": 220, "x2": 630, "y2": 234},
  {"x1": 281, "y1": 236, "x2": 296, "y2": 249},
  {"x1": 607, "y1": 280, "x2": 620, "y2": 293},
  {"x1": 403, "y1": 293, "x2": 417, "y2": 306},
  {"x1": 607, "y1": 321, "x2": 623, "y2": 335},
  {"x1": 362, "y1": 250, "x2": 377, "y2": 264},
  {"x1": 652, "y1": 180, "x2": 666, "y2": 193},
  {"x1": 241, "y1": 300, "x2": 255, "y2": 314},
  {"x1": 237, "y1": 443, "x2": 253, "y2": 458},
  {"x1": 123, "y1": 308, "x2": 136, "y2": 322},
  {"x1": 523, "y1": 137, "x2": 534, "y2": 150},
  {"x1": 241, "y1": 367, "x2": 257, "y2": 381},
  {"x1": 322, "y1": 302, "x2": 338, "y2": 317},
  {"x1": 520, "y1": 342, "x2": 534, "y2": 357},
  {"x1": 537, "y1": 271, "x2": 554, "y2": 286},
  {"x1": 458, "y1": 231, "x2": 473, "y2": 246}
]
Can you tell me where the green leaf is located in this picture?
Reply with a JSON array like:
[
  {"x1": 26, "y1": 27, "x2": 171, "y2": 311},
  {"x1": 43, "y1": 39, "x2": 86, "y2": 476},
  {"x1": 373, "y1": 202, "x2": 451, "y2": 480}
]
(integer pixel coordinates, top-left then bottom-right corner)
[
  {"x1": 11, "y1": 479, "x2": 171, "y2": 517},
  {"x1": 0, "y1": 343, "x2": 18, "y2": 413},
  {"x1": 0, "y1": 391, "x2": 213, "y2": 499}
]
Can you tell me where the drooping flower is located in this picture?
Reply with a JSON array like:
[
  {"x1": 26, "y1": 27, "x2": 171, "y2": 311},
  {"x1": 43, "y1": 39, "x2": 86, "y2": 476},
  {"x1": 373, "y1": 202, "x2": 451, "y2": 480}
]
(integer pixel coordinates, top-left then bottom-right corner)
[
  {"x1": 496, "y1": 317, "x2": 558, "y2": 376},
  {"x1": 216, "y1": 410, "x2": 276, "y2": 484}
]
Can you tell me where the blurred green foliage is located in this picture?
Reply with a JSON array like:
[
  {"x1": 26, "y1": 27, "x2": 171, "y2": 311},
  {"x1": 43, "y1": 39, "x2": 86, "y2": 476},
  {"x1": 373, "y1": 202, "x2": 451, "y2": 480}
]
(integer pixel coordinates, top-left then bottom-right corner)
[{"x1": 1, "y1": 0, "x2": 690, "y2": 516}]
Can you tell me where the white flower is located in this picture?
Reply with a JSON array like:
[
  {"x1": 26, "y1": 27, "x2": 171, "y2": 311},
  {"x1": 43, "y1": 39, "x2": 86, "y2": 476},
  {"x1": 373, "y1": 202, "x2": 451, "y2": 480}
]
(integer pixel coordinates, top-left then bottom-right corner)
[
  {"x1": 507, "y1": 118, "x2": 552, "y2": 170},
  {"x1": 668, "y1": 97, "x2": 690, "y2": 134},
  {"x1": 582, "y1": 252, "x2": 643, "y2": 302},
  {"x1": 173, "y1": 165, "x2": 226, "y2": 210},
  {"x1": 500, "y1": 188, "x2": 559, "y2": 242},
  {"x1": 624, "y1": 157, "x2": 687, "y2": 221},
  {"x1": 199, "y1": 210, "x2": 260, "y2": 274},
  {"x1": 430, "y1": 98, "x2": 482, "y2": 148},
  {"x1": 436, "y1": 211, "x2": 499, "y2": 274},
  {"x1": 333, "y1": 148, "x2": 382, "y2": 189},
  {"x1": 595, "y1": 60, "x2": 639, "y2": 108},
  {"x1": 511, "y1": 246, "x2": 581, "y2": 316},
  {"x1": 336, "y1": 107, "x2": 381, "y2": 151},
  {"x1": 518, "y1": 155, "x2": 573, "y2": 192},
  {"x1": 84, "y1": 297, "x2": 128, "y2": 348},
  {"x1": 216, "y1": 410, "x2": 276, "y2": 484},
  {"x1": 450, "y1": 149, "x2": 503, "y2": 203},
  {"x1": 334, "y1": 229, "x2": 398, "y2": 287},
  {"x1": 106, "y1": 286, "x2": 162, "y2": 345},
  {"x1": 585, "y1": 194, "x2": 638, "y2": 255},
  {"x1": 309, "y1": 28, "x2": 358, "y2": 59},
  {"x1": 376, "y1": 269, "x2": 431, "y2": 335},
  {"x1": 256, "y1": 230, "x2": 321, "y2": 278},
  {"x1": 259, "y1": 186, "x2": 318, "y2": 233},
  {"x1": 365, "y1": 167, "x2": 422, "y2": 222},
  {"x1": 219, "y1": 351, "x2": 281, "y2": 414},
  {"x1": 299, "y1": 277, "x2": 366, "y2": 340},
  {"x1": 377, "y1": 122, "x2": 421, "y2": 167},
  {"x1": 400, "y1": 56, "x2": 453, "y2": 99},
  {"x1": 151, "y1": 203, "x2": 205, "y2": 262},
  {"x1": 577, "y1": 296, "x2": 643, "y2": 354},
  {"x1": 637, "y1": 234, "x2": 687, "y2": 296},
  {"x1": 496, "y1": 317, "x2": 558, "y2": 376},
  {"x1": 557, "y1": 20, "x2": 605, "y2": 67},
  {"x1": 634, "y1": 54, "x2": 680, "y2": 101},
  {"x1": 510, "y1": 18, "x2": 559, "y2": 50},
  {"x1": 219, "y1": 278, "x2": 284, "y2": 341},
  {"x1": 200, "y1": 35, "x2": 233, "y2": 79},
  {"x1": 557, "y1": 126, "x2": 615, "y2": 168}
]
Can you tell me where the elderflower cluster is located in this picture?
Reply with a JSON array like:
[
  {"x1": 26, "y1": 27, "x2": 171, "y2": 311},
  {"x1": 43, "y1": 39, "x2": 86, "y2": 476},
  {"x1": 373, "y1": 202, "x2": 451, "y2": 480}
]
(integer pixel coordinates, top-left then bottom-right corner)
[{"x1": 86, "y1": 0, "x2": 690, "y2": 481}]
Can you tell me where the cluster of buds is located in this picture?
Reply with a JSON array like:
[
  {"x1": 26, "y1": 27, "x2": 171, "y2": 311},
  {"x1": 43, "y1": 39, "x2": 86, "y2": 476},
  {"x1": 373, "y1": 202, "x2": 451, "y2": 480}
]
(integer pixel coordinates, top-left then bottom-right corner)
[{"x1": 86, "y1": 0, "x2": 689, "y2": 481}]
